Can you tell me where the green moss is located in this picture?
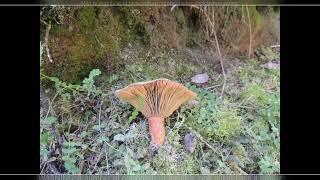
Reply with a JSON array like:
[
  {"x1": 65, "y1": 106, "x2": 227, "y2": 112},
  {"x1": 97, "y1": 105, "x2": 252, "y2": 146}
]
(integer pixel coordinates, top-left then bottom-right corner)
[
  {"x1": 184, "y1": 155, "x2": 199, "y2": 173},
  {"x1": 214, "y1": 110, "x2": 242, "y2": 140},
  {"x1": 134, "y1": 22, "x2": 150, "y2": 45},
  {"x1": 94, "y1": 14, "x2": 121, "y2": 57},
  {"x1": 77, "y1": 7, "x2": 97, "y2": 31},
  {"x1": 243, "y1": 83, "x2": 269, "y2": 106},
  {"x1": 185, "y1": 85, "x2": 242, "y2": 141},
  {"x1": 45, "y1": 7, "x2": 124, "y2": 84},
  {"x1": 151, "y1": 131, "x2": 199, "y2": 174},
  {"x1": 252, "y1": 119, "x2": 269, "y2": 134},
  {"x1": 233, "y1": 143, "x2": 247, "y2": 161},
  {"x1": 249, "y1": 6, "x2": 262, "y2": 29},
  {"x1": 114, "y1": 7, "x2": 150, "y2": 46},
  {"x1": 174, "y1": 8, "x2": 188, "y2": 46},
  {"x1": 51, "y1": 23, "x2": 68, "y2": 35}
]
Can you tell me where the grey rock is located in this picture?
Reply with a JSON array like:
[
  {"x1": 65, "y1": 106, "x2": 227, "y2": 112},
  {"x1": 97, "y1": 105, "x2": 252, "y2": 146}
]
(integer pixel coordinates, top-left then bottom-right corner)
[
  {"x1": 260, "y1": 60, "x2": 279, "y2": 70},
  {"x1": 184, "y1": 132, "x2": 197, "y2": 153},
  {"x1": 191, "y1": 73, "x2": 209, "y2": 84}
]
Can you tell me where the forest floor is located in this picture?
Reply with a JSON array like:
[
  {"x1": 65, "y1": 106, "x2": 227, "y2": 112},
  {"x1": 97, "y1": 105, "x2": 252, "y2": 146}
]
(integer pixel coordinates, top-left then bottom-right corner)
[{"x1": 40, "y1": 44, "x2": 280, "y2": 174}]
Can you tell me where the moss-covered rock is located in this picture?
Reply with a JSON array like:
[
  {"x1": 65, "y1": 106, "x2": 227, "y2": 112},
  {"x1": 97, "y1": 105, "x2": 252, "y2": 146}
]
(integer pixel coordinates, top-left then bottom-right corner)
[
  {"x1": 114, "y1": 7, "x2": 150, "y2": 46},
  {"x1": 41, "y1": 6, "x2": 279, "y2": 83},
  {"x1": 43, "y1": 7, "x2": 123, "y2": 84}
]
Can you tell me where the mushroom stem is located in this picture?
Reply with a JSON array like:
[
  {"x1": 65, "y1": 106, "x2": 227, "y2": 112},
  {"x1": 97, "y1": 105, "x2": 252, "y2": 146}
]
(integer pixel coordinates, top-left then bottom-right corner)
[{"x1": 148, "y1": 117, "x2": 165, "y2": 146}]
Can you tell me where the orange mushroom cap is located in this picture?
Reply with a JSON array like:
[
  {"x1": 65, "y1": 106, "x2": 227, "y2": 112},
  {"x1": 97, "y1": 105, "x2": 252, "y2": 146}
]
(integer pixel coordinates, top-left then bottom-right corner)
[{"x1": 115, "y1": 78, "x2": 197, "y2": 118}]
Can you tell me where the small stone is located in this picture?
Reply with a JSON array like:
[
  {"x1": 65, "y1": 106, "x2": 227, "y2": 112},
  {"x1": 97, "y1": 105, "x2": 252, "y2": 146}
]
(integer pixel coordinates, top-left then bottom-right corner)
[
  {"x1": 191, "y1": 73, "x2": 209, "y2": 84},
  {"x1": 260, "y1": 60, "x2": 279, "y2": 70},
  {"x1": 184, "y1": 132, "x2": 197, "y2": 153}
]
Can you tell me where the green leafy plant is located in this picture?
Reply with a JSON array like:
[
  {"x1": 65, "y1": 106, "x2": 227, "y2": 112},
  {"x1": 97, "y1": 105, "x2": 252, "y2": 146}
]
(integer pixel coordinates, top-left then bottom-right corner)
[
  {"x1": 82, "y1": 69, "x2": 102, "y2": 96},
  {"x1": 214, "y1": 110, "x2": 241, "y2": 140},
  {"x1": 107, "y1": 74, "x2": 119, "y2": 84},
  {"x1": 185, "y1": 84, "x2": 241, "y2": 141},
  {"x1": 259, "y1": 155, "x2": 279, "y2": 174},
  {"x1": 125, "y1": 96, "x2": 144, "y2": 128},
  {"x1": 61, "y1": 138, "x2": 84, "y2": 174},
  {"x1": 41, "y1": 69, "x2": 102, "y2": 100},
  {"x1": 40, "y1": 116, "x2": 57, "y2": 159}
]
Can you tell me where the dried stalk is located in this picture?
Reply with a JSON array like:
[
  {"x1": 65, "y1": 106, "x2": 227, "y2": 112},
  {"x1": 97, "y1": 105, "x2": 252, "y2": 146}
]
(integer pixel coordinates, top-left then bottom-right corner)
[
  {"x1": 270, "y1": 45, "x2": 280, "y2": 48},
  {"x1": 42, "y1": 20, "x2": 54, "y2": 63},
  {"x1": 191, "y1": 6, "x2": 226, "y2": 98},
  {"x1": 246, "y1": 5, "x2": 252, "y2": 59}
]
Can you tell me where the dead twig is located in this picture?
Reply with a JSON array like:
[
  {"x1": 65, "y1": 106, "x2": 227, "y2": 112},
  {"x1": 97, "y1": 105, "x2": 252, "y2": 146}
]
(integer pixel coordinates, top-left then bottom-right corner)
[
  {"x1": 104, "y1": 143, "x2": 110, "y2": 174},
  {"x1": 205, "y1": 82, "x2": 223, "y2": 90},
  {"x1": 96, "y1": 98, "x2": 110, "y2": 174},
  {"x1": 237, "y1": 106, "x2": 255, "y2": 110},
  {"x1": 246, "y1": 5, "x2": 252, "y2": 60},
  {"x1": 171, "y1": 4, "x2": 177, "y2": 12},
  {"x1": 220, "y1": 6, "x2": 230, "y2": 35},
  {"x1": 210, "y1": 7, "x2": 226, "y2": 98},
  {"x1": 199, "y1": 136, "x2": 223, "y2": 159},
  {"x1": 186, "y1": 126, "x2": 223, "y2": 158},
  {"x1": 167, "y1": 112, "x2": 185, "y2": 137},
  {"x1": 40, "y1": 158, "x2": 59, "y2": 174},
  {"x1": 270, "y1": 45, "x2": 280, "y2": 48},
  {"x1": 223, "y1": 147, "x2": 233, "y2": 161},
  {"x1": 41, "y1": 93, "x2": 58, "y2": 133},
  {"x1": 191, "y1": 6, "x2": 226, "y2": 98},
  {"x1": 94, "y1": 144, "x2": 105, "y2": 171},
  {"x1": 235, "y1": 95, "x2": 253, "y2": 109},
  {"x1": 98, "y1": 99, "x2": 103, "y2": 133},
  {"x1": 44, "y1": 21, "x2": 53, "y2": 63},
  {"x1": 95, "y1": 34, "x2": 105, "y2": 48}
]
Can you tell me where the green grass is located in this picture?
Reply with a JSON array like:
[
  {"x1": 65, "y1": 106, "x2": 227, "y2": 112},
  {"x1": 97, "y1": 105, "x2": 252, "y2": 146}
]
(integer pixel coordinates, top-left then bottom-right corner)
[{"x1": 40, "y1": 46, "x2": 280, "y2": 174}]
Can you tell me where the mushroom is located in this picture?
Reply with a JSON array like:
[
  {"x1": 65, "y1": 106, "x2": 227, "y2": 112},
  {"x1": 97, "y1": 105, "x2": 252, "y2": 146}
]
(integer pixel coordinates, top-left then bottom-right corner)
[{"x1": 115, "y1": 79, "x2": 197, "y2": 146}]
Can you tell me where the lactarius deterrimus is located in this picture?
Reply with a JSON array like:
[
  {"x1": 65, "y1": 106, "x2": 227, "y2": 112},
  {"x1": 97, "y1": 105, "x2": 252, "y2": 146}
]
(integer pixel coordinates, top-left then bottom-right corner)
[{"x1": 115, "y1": 79, "x2": 197, "y2": 147}]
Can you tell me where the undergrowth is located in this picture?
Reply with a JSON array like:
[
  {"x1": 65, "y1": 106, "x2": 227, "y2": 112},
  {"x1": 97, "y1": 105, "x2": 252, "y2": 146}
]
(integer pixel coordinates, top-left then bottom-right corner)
[{"x1": 40, "y1": 42, "x2": 280, "y2": 174}]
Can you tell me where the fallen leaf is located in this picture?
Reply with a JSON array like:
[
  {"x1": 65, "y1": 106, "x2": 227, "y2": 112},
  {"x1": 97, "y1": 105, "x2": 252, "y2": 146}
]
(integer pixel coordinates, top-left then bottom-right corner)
[{"x1": 191, "y1": 73, "x2": 209, "y2": 84}]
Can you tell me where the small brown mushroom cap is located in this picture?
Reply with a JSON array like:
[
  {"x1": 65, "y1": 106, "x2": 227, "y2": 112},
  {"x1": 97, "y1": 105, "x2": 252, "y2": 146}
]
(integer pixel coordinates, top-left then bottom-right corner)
[{"x1": 115, "y1": 78, "x2": 197, "y2": 118}]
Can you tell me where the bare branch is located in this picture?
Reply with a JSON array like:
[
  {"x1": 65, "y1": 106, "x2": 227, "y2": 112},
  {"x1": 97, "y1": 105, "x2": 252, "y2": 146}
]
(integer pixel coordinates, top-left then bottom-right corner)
[
  {"x1": 270, "y1": 45, "x2": 280, "y2": 48},
  {"x1": 190, "y1": 6, "x2": 226, "y2": 98},
  {"x1": 45, "y1": 21, "x2": 53, "y2": 63},
  {"x1": 246, "y1": 5, "x2": 252, "y2": 60}
]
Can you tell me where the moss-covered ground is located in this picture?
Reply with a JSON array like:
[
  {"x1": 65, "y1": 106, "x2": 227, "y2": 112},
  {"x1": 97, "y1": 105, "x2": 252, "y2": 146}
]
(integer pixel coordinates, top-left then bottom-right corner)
[{"x1": 40, "y1": 45, "x2": 279, "y2": 174}]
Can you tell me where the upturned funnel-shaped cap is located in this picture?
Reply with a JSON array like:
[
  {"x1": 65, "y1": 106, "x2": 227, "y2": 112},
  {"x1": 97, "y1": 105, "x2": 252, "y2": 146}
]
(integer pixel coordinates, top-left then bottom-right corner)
[{"x1": 115, "y1": 79, "x2": 197, "y2": 118}]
